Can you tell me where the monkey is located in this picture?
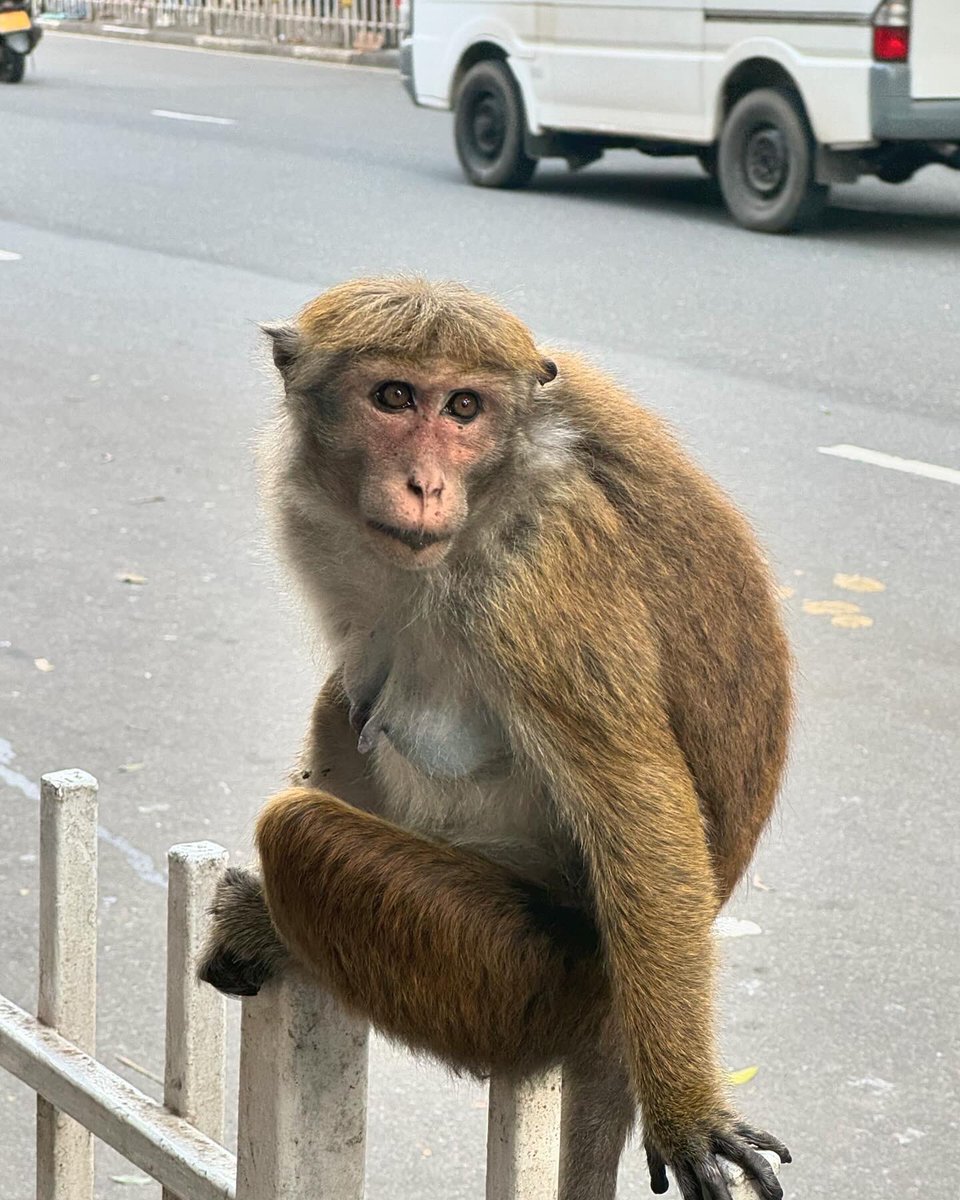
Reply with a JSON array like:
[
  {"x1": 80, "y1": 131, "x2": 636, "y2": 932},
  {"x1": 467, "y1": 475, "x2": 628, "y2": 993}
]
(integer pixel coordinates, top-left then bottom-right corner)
[{"x1": 198, "y1": 277, "x2": 793, "y2": 1200}]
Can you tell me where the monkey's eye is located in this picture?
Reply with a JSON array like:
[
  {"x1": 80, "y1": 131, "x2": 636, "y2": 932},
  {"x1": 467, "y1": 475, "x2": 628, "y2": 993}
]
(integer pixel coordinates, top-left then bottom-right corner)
[
  {"x1": 444, "y1": 391, "x2": 481, "y2": 423},
  {"x1": 374, "y1": 382, "x2": 414, "y2": 411}
]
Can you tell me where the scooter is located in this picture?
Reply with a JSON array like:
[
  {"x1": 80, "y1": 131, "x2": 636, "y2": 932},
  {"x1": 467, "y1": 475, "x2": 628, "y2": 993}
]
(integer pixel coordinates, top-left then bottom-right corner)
[{"x1": 0, "y1": 0, "x2": 41, "y2": 83}]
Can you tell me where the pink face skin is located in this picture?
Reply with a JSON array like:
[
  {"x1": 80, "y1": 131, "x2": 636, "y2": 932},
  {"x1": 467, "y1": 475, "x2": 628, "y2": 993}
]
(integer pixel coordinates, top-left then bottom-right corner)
[{"x1": 332, "y1": 358, "x2": 515, "y2": 570}]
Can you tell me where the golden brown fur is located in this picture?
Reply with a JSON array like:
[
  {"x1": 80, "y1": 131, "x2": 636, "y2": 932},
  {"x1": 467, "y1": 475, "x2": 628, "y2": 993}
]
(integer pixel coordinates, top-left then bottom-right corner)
[{"x1": 199, "y1": 278, "x2": 792, "y2": 1200}]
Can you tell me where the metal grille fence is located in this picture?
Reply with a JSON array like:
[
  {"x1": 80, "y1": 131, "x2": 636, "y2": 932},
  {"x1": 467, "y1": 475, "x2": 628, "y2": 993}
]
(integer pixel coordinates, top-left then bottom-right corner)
[{"x1": 34, "y1": 0, "x2": 402, "y2": 51}]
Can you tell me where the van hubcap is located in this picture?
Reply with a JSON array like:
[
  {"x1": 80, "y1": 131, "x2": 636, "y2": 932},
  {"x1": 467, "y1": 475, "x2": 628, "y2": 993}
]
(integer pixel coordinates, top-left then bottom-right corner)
[
  {"x1": 745, "y1": 126, "x2": 788, "y2": 196},
  {"x1": 472, "y1": 93, "x2": 506, "y2": 159}
]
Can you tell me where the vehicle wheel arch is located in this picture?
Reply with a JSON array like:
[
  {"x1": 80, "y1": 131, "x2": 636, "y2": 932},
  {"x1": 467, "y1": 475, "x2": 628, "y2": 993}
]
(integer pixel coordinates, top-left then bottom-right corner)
[
  {"x1": 450, "y1": 41, "x2": 510, "y2": 106},
  {"x1": 713, "y1": 52, "x2": 816, "y2": 141}
]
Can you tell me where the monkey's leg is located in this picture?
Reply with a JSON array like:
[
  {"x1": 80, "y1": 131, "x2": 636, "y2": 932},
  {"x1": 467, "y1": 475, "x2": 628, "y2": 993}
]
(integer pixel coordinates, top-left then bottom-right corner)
[
  {"x1": 559, "y1": 1030, "x2": 636, "y2": 1200},
  {"x1": 253, "y1": 786, "x2": 605, "y2": 1077}
]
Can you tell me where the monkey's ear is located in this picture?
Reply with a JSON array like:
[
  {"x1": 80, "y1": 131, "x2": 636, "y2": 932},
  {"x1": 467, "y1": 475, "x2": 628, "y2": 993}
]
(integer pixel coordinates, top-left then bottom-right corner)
[
  {"x1": 537, "y1": 359, "x2": 558, "y2": 386},
  {"x1": 260, "y1": 322, "x2": 302, "y2": 381}
]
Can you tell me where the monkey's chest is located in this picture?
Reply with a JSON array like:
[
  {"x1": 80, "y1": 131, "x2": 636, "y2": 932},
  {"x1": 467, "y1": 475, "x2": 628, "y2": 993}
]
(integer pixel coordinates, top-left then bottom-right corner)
[
  {"x1": 343, "y1": 633, "x2": 509, "y2": 780},
  {"x1": 341, "y1": 628, "x2": 569, "y2": 887}
]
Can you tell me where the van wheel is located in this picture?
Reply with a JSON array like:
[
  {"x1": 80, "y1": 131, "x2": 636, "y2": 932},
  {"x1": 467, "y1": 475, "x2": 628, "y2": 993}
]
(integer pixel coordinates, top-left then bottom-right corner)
[
  {"x1": 718, "y1": 88, "x2": 828, "y2": 233},
  {"x1": 454, "y1": 60, "x2": 537, "y2": 189}
]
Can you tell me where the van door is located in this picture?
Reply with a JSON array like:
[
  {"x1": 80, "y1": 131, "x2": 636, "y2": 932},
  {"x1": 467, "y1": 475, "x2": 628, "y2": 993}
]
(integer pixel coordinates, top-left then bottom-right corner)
[
  {"x1": 911, "y1": 0, "x2": 960, "y2": 99},
  {"x1": 533, "y1": 0, "x2": 705, "y2": 141}
]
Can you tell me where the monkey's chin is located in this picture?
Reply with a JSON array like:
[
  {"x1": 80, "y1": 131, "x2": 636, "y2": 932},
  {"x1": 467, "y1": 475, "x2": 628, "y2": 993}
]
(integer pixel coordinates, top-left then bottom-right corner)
[{"x1": 365, "y1": 521, "x2": 454, "y2": 571}]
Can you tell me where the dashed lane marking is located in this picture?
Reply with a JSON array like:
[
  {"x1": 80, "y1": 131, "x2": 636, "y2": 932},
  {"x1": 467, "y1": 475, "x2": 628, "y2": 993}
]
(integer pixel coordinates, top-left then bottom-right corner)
[
  {"x1": 151, "y1": 108, "x2": 236, "y2": 125},
  {"x1": 819, "y1": 444, "x2": 960, "y2": 487}
]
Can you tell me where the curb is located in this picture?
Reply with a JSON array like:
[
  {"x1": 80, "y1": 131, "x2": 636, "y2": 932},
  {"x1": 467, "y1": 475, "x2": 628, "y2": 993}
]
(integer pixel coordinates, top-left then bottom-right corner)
[{"x1": 39, "y1": 19, "x2": 399, "y2": 67}]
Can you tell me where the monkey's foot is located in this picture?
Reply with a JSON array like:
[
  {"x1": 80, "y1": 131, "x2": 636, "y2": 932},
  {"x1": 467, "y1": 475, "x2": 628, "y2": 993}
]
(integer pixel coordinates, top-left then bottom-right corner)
[
  {"x1": 196, "y1": 866, "x2": 290, "y2": 998},
  {"x1": 646, "y1": 1120, "x2": 790, "y2": 1200}
]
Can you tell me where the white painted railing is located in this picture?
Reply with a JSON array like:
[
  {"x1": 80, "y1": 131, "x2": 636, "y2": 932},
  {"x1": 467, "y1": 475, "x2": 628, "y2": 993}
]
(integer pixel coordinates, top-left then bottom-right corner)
[
  {"x1": 35, "y1": 0, "x2": 403, "y2": 51},
  {"x1": 0, "y1": 770, "x2": 780, "y2": 1199}
]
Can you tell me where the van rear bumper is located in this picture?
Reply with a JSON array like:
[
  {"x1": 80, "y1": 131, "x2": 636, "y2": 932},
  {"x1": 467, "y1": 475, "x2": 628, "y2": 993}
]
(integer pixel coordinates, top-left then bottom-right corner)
[{"x1": 871, "y1": 64, "x2": 960, "y2": 139}]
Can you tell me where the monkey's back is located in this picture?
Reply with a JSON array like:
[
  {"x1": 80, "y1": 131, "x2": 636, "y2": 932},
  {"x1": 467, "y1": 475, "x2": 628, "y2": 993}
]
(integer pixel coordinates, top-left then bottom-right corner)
[{"x1": 550, "y1": 353, "x2": 793, "y2": 901}]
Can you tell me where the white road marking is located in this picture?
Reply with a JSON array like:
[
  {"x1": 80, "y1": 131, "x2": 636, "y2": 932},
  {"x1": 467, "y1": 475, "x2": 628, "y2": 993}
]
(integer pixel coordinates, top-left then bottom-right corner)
[
  {"x1": 819, "y1": 444, "x2": 960, "y2": 487},
  {"x1": 713, "y1": 916, "x2": 762, "y2": 939},
  {"x1": 151, "y1": 108, "x2": 236, "y2": 126},
  {"x1": 1, "y1": 735, "x2": 166, "y2": 889},
  {"x1": 0, "y1": 250, "x2": 22, "y2": 261}
]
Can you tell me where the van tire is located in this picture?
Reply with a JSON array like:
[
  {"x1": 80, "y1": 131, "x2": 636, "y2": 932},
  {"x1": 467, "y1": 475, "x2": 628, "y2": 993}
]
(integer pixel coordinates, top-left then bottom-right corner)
[
  {"x1": 454, "y1": 60, "x2": 537, "y2": 189},
  {"x1": 718, "y1": 88, "x2": 828, "y2": 233}
]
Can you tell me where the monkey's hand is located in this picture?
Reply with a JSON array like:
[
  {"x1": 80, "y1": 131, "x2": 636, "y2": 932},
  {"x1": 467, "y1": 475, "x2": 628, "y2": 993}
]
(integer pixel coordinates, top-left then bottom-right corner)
[
  {"x1": 645, "y1": 1117, "x2": 790, "y2": 1200},
  {"x1": 197, "y1": 867, "x2": 290, "y2": 997}
]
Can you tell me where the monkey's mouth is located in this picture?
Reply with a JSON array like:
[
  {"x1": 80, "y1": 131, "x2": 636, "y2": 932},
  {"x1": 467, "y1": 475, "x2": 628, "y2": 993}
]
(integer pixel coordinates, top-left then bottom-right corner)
[{"x1": 367, "y1": 521, "x2": 452, "y2": 553}]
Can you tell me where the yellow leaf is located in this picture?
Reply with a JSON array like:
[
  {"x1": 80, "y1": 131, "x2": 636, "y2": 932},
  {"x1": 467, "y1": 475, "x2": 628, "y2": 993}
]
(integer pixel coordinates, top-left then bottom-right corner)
[
  {"x1": 831, "y1": 614, "x2": 874, "y2": 629},
  {"x1": 833, "y1": 574, "x2": 886, "y2": 593},
  {"x1": 802, "y1": 599, "x2": 861, "y2": 616},
  {"x1": 728, "y1": 1066, "x2": 759, "y2": 1086},
  {"x1": 33, "y1": 658, "x2": 55, "y2": 672}
]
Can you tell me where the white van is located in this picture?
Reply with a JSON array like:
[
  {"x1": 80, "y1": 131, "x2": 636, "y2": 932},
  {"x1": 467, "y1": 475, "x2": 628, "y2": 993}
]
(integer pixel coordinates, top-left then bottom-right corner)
[{"x1": 399, "y1": 0, "x2": 960, "y2": 231}]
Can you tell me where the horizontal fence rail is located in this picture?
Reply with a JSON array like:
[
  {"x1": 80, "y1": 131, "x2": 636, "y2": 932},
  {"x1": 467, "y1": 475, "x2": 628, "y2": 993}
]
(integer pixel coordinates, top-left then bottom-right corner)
[
  {"x1": 35, "y1": 0, "x2": 403, "y2": 50},
  {"x1": 0, "y1": 770, "x2": 782, "y2": 1199}
]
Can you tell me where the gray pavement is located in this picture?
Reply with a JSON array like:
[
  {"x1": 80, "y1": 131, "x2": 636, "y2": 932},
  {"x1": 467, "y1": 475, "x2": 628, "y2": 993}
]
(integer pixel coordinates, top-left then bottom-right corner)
[{"x1": 1, "y1": 31, "x2": 958, "y2": 1200}]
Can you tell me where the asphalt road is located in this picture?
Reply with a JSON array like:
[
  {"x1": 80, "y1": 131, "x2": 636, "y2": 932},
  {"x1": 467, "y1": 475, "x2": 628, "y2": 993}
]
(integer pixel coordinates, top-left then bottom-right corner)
[{"x1": 1, "y1": 31, "x2": 958, "y2": 1200}]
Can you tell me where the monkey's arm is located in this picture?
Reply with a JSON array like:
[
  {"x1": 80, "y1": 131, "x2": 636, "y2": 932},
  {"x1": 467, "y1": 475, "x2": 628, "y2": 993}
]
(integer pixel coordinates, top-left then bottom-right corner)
[{"x1": 481, "y1": 505, "x2": 788, "y2": 1200}]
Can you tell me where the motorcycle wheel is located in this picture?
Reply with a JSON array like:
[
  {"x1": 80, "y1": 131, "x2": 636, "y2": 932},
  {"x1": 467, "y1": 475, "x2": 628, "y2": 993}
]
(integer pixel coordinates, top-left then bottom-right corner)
[{"x1": 0, "y1": 48, "x2": 26, "y2": 83}]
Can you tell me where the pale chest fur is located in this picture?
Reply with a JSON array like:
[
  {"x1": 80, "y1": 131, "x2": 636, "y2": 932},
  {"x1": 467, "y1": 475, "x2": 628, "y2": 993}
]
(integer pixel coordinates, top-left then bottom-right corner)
[{"x1": 336, "y1": 603, "x2": 571, "y2": 889}]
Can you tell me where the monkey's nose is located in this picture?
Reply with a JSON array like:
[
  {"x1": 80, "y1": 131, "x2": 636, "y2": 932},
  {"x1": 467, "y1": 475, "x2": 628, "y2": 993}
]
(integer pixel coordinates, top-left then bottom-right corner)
[{"x1": 407, "y1": 471, "x2": 444, "y2": 500}]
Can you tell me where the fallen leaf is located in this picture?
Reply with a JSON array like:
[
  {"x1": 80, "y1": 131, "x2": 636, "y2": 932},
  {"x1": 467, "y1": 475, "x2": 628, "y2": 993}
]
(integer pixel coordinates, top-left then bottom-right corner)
[
  {"x1": 728, "y1": 1066, "x2": 759, "y2": 1086},
  {"x1": 116, "y1": 572, "x2": 147, "y2": 585},
  {"x1": 802, "y1": 599, "x2": 861, "y2": 616},
  {"x1": 833, "y1": 573, "x2": 886, "y2": 593},
  {"x1": 129, "y1": 495, "x2": 165, "y2": 506},
  {"x1": 832, "y1": 614, "x2": 874, "y2": 629},
  {"x1": 109, "y1": 1176, "x2": 152, "y2": 1186},
  {"x1": 33, "y1": 658, "x2": 55, "y2": 672},
  {"x1": 118, "y1": 762, "x2": 145, "y2": 773},
  {"x1": 752, "y1": 874, "x2": 772, "y2": 892},
  {"x1": 18, "y1": 888, "x2": 30, "y2": 897},
  {"x1": 777, "y1": 586, "x2": 795, "y2": 599}
]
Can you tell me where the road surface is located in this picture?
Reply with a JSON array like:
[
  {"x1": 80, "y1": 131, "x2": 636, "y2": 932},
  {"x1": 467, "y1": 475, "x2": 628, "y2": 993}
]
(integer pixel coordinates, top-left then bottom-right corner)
[{"x1": 1, "y1": 32, "x2": 958, "y2": 1200}]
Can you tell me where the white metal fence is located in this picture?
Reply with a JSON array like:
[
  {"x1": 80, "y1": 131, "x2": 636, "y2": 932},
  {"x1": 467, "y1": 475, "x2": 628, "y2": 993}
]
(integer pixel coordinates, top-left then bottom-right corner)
[
  {"x1": 34, "y1": 0, "x2": 402, "y2": 51},
  {"x1": 0, "y1": 770, "x2": 779, "y2": 1199}
]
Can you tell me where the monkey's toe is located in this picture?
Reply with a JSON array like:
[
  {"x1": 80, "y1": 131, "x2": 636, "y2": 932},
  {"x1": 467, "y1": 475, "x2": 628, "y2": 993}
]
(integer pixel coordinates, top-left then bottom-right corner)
[{"x1": 198, "y1": 948, "x2": 272, "y2": 997}]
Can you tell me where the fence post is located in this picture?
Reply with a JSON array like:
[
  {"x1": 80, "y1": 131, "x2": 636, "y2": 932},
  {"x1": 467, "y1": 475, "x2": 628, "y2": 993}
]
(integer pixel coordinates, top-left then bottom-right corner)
[
  {"x1": 36, "y1": 769, "x2": 99, "y2": 1200},
  {"x1": 162, "y1": 842, "x2": 228, "y2": 1200},
  {"x1": 235, "y1": 969, "x2": 369, "y2": 1199},
  {"x1": 486, "y1": 1068, "x2": 563, "y2": 1200}
]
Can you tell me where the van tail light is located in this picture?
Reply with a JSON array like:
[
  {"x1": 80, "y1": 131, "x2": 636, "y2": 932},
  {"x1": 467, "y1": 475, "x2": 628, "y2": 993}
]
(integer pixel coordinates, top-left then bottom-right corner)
[{"x1": 873, "y1": 0, "x2": 910, "y2": 62}]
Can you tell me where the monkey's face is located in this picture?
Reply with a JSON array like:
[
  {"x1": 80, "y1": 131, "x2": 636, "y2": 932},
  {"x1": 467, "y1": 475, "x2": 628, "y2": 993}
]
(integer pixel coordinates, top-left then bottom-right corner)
[{"x1": 317, "y1": 358, "x2": 521, "y2": 571}]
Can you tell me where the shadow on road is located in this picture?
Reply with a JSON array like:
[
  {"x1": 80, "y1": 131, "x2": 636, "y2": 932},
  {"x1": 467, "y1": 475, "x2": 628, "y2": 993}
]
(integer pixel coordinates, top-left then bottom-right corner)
[{"x1": 519, "y1": 164, "x2": 960, "y2": 244}]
